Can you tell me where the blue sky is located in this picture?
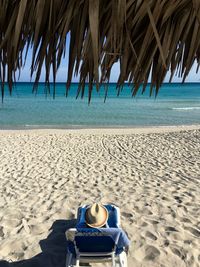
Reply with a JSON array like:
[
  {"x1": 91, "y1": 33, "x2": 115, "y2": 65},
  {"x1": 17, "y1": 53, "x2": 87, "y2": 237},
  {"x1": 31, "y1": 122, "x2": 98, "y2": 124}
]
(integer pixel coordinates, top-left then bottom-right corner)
[{"x1": 18, "y1": 46, "x2": 200, "y2": 83}]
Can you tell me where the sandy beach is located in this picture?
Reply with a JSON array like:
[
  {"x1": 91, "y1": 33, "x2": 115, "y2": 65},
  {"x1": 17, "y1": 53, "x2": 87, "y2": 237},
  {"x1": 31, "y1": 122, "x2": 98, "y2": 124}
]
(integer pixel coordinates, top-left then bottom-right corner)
[{"x1": 0, "y1": 125, "x2": 200, "y2": 267}]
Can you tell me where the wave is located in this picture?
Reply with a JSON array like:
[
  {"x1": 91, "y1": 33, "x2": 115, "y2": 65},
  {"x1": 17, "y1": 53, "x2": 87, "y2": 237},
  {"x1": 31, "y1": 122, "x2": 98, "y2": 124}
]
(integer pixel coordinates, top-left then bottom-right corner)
[{"x1": 172, "y1": 107, "x2": 200, "y2": 110}]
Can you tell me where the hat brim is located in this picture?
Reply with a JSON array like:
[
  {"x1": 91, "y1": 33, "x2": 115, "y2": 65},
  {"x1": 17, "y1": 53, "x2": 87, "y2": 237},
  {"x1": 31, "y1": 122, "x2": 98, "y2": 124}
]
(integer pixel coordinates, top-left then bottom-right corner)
[{"x1": 85, "y1": 205, "x2": 108, "y2": 228}]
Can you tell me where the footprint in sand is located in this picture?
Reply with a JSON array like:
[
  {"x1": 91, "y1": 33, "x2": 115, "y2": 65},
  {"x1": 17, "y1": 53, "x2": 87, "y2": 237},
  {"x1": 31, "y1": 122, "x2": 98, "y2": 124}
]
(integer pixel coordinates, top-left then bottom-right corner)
[
  {"x1": 149, "y1": 219, "x2": 159, "y2": 225},
  {"x1": 1, "y1": 219, "x2": 21, "y2": 228},
  {"x1": 180, "y1": 217, "x2": 191, "y2": 223},
  {"x1": 140, "y1": 221, "x2": 148, "y2": 227},
  {"x1": 163, "y1": 239, "x2": 170, "y2": 247},
  {"x1": 121, "y1": 212, "x2": 133, "y2": 219},
  {"x1": 133, "y1": 245, "x2": 160, "y2": 262},
  {"x1": 145, "y1": 231, "x2": 157, "y2": 240},
  {"x1": 144, "y1": 245, "x2": 160, "y2": 261},
  {"x1": 8, "y1": 252, "x2": 25, "y2": 261},
  {"x1": 30, "y1": 224, "x2": 46, "y2": 235},
  {"x1": 165, "y1": 226, "x2": 178, "y2": 233},
  {"x1": 170, "y1": 246, "x2": 186, "y2": 260},
  {"x1": 184, "y1": 239, "x2": 192, "y2": 245},
  {"x1": 184, "y1": 227, "x2": 200, "y2": 237}
]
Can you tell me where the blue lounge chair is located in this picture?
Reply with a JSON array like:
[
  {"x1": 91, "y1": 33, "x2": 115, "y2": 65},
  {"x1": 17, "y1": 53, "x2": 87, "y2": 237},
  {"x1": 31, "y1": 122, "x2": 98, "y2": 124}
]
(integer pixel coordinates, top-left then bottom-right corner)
[{"x1": 65, "y1": 204, "x2": 128, "y2": 267}]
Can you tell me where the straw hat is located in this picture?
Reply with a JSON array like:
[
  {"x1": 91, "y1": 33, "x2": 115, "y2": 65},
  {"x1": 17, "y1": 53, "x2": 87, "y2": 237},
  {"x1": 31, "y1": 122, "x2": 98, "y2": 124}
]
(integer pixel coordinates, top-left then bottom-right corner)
[{"x1": 85, "y1": 203, "x2": 108, "y2": 228}]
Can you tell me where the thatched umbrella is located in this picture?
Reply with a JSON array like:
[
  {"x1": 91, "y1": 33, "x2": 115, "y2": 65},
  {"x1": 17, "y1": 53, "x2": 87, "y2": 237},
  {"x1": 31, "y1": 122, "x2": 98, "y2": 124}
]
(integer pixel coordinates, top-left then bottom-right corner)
[{"x1": 0, "y1": 0, "x2": 200, "y2": 101}]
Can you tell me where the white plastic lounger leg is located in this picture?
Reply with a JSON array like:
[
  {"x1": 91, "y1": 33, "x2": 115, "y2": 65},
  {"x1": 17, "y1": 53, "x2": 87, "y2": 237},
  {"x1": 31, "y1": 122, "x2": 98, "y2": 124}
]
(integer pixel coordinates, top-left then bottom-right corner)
[
  {"x1": 119, "y1": 251, "x2": 127, "y2": 267},
  {"x1": 66, "y1": 251, "x2": 73, "y2": 267},
  {"x1": 112, "y1": 252, "x2": 116, "y2": 267}
]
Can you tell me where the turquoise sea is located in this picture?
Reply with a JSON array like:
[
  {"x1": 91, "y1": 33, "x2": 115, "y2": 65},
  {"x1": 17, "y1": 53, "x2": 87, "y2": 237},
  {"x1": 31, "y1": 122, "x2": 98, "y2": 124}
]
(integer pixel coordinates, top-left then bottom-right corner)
[{"x1": 0, "y1": 83, "x2": 200, "y2": 129}]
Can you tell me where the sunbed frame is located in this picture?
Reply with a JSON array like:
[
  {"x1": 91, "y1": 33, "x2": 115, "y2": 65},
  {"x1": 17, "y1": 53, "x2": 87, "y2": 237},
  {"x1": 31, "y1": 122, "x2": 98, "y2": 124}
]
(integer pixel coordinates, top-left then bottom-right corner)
[{"x1": 65, "y1": 228, "x2": 127, "y2": 267}]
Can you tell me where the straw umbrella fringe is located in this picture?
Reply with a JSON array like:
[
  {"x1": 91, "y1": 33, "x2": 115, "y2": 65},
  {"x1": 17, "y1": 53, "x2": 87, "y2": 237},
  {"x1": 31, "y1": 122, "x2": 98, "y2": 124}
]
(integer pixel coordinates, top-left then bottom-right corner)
[{"x1": 0, "y1": 0, "x2": 200, "y2": 101}]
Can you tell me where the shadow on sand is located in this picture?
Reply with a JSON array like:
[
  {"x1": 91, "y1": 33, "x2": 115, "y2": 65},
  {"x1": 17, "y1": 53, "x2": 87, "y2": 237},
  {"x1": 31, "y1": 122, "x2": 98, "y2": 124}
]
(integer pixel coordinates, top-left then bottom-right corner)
[{"x1": 0, "y1": 219, "x2": 77, "y2": 267}]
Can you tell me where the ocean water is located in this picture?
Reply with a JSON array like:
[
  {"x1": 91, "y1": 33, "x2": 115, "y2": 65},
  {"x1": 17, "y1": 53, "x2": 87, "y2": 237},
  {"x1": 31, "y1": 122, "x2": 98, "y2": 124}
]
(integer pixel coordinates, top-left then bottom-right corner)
[{"x1": 0, "y1": 83, "x2": 200, "y2": 128}]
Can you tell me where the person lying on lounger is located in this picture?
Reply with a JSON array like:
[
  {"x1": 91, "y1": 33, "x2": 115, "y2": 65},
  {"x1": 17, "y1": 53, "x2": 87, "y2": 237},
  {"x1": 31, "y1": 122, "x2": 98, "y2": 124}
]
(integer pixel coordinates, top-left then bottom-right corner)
[{"x1": 76, "y1": 203, "x2": 130, "y2": 253}]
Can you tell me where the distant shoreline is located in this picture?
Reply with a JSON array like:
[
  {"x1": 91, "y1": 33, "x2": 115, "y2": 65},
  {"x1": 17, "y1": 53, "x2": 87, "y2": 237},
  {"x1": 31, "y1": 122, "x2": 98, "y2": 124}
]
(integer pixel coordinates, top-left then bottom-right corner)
[{"x1": 0, "y1": 124, "x2": 200, "y2": 135}]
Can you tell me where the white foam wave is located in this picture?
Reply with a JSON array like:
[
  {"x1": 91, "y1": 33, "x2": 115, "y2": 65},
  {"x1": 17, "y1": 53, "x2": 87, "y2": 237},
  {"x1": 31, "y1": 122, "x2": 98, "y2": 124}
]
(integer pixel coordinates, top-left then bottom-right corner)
[{"x1": 172, "y1": 107, "x2": 200, "y2": 110}]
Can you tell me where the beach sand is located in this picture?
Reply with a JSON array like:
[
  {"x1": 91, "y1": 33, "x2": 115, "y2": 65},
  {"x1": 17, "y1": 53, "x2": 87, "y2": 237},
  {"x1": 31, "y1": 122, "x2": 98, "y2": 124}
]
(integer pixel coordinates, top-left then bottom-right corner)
[{"x1": 0, "y1": 125, "x2": 200, "y2": 267}]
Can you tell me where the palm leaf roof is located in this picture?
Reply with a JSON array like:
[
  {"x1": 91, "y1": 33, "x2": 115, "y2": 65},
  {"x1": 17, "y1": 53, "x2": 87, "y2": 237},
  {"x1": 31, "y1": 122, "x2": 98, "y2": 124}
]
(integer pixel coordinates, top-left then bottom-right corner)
[{"x1": 0, "y1": 0, "x2": 200, "y2": 101}]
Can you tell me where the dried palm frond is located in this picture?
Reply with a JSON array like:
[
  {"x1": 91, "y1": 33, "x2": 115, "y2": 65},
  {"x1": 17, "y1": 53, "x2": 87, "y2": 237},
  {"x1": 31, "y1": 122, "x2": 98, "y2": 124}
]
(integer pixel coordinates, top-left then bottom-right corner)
[{"x1": 0, "y1": 0, "x2": 200, "y2": 101}]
